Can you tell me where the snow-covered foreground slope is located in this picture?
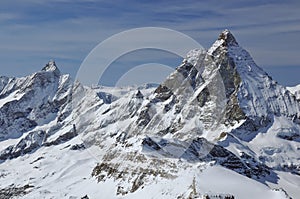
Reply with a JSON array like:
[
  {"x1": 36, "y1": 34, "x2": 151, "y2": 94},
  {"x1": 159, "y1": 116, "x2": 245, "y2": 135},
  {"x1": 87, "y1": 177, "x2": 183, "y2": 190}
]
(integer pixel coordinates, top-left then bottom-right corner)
[
  {"x1": 0, "y1": 141, "x2": 295, "y2": 199},
  {"x1": 0, "y1": 132, "x2": 296, "y2": 199},
  {"x1": 0, "y1": 30, "x2": 299, "y2": 199}
]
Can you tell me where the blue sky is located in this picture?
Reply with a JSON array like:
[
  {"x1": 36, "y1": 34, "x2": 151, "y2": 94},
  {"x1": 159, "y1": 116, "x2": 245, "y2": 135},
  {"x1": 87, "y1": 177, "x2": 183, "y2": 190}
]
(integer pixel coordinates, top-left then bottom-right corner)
[{"x1": 1, "y1": 0, "x2": 300, "y2": 86}]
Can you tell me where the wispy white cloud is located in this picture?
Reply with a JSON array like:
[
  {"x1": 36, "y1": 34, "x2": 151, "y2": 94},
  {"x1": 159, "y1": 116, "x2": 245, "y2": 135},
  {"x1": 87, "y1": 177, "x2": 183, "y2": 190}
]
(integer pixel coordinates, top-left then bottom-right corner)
[{"x1": 0, "y1": 13, "x2": 20, "y2": 22}]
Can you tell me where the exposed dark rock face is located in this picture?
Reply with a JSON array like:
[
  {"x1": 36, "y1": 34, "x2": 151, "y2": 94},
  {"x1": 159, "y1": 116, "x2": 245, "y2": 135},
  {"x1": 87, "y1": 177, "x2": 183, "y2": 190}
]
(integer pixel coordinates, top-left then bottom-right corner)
[
  {"x1": 81, "y1": 195, "x2": 90, "y2": 199},
  {"x1": 231, "y1": 116, "x2": 273, "y2": 142},
  {"x1": 136, "y1": 105, "x2": 152, "y2": 127},
  {"x1": 142, "y1": 137, "x2": 162, "y2": 150},
  {"x1": 0, "y1": 130, "x2": 45, "y2": 160},
  {"x1": 277, "y1": 131, "x2": 300, "y2": 142},
  {"x1": 70, "y1": 143, "x2": 86, "y2": 150},
  {"x1": 197, "y1": 87, "x2": 210, "y2": 107},
  {"x1": 154, "y1": 85, "x2": 173, "y2": 101},
  {"x1": 97, "y1": 91, "x2": 113, "y2": 104},
  {"x1": 92, "y1": 159, "x2": 177, "y2": 195},
  {"x1": 43, "y1": 129, "x2": 77, "y2": 147},
  {"x1": 0, "y1": 184, "x2": 33, "y2": 199},
  {"x1": 143, "y1": 137, "x2": 272, "y2": 180},
  {"x1": 0, "y1": 76, "x2": 9, "y2": 93},
  {"x1": 134, "y1": 90, "x2": 144, "y2": 99}
]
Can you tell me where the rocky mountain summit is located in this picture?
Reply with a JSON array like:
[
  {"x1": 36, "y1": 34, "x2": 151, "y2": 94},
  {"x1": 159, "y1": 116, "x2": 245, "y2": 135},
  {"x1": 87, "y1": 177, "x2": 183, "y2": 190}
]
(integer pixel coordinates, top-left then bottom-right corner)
[{"x1": 0, "y1": 30, "x2": 299, "y2": 199}]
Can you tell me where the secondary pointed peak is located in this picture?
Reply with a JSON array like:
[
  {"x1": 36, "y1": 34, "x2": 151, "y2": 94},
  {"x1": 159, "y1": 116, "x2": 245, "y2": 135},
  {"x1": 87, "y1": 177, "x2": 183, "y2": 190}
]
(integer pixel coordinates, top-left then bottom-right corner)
[{"x1": 41, "y1": 60, "x2": 61, "y2": 76}]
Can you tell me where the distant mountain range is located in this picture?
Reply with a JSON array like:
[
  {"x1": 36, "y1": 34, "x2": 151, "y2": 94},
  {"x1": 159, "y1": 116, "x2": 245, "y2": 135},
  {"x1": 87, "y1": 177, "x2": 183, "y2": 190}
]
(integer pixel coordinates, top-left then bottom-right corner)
[{"x1": 0, "y1": 30, "x2": 299, "y2": 199}]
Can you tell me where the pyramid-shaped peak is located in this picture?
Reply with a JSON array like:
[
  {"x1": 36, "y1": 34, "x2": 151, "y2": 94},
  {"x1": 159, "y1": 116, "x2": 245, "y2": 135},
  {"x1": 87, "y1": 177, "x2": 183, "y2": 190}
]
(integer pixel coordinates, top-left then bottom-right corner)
[
  {"x1": 42, "y1": 60, "x2": 60, "y2": 75},
  {"x1": 218, "y1": 29, "x2": 239, "y2": 46}
]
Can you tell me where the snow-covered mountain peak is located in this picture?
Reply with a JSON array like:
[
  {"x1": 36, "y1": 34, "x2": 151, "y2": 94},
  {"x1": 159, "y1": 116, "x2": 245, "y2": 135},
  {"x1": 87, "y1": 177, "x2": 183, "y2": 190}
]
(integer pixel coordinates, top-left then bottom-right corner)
[
  {"x1": 207, "y1": 30, "x2": 300, "y2": 122},
  {"x1": 41, "y1": 60, "x2": 60, "y2": 76},
  {"x1": 218, "y1": 29, "x2": 239, "y2": 46},
  {"x1": 208, "y1": 29, "x2": 242, "y2": 57}
]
